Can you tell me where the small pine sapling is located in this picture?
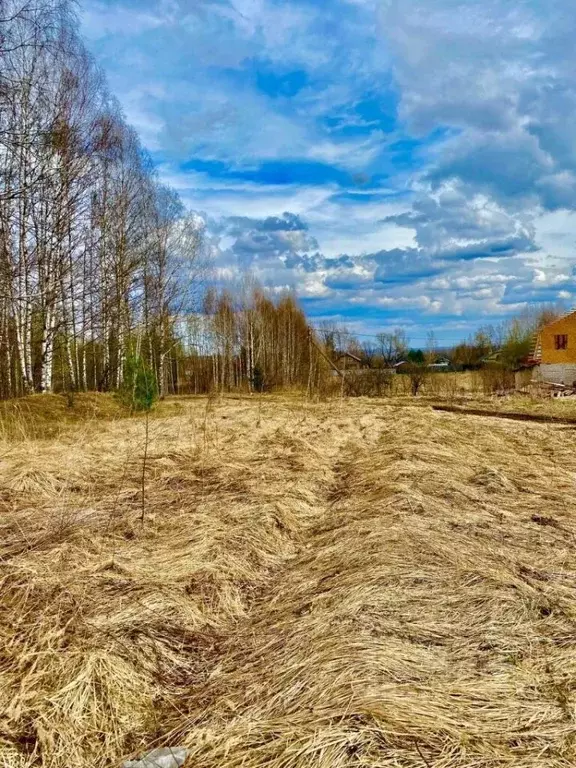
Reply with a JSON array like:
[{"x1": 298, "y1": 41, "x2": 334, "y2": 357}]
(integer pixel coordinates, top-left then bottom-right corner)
[{"x1": 120, "y1": 353, "x2": 159, "y2": 522}]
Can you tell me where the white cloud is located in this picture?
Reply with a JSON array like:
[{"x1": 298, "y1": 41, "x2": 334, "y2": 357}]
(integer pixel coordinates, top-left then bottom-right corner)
[
  {"x1": 81, "y1": 2, "x2": 167, "y2": 39},
  {"x1": 81, "y1": 0, "x2": 576, "y2": 335},
  {"x1": 535, "y1": 210, "x2": 576, "y2": 261},
  {"x1": 306, "y1": 133, "x2": 385, "y2": 170}
]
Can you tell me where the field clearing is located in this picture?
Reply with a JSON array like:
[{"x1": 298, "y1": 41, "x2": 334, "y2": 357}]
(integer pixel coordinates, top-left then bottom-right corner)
[{"x1": 1, "y1": 395, "x2": 576, "y2": 767}]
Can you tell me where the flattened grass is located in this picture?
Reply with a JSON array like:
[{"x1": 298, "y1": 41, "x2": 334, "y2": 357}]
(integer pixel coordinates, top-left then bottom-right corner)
[{"x1": 1, "y1": 395, "x2": 576, "y2": 767}]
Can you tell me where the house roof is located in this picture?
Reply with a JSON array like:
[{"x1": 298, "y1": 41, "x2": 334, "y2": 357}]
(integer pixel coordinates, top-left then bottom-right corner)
[
  {"x1": 539, "y1": 308, "x2": 576, "y2": 329},
  {"x1": 481, "y1": 350, "x2": 501, "y2": 363}
]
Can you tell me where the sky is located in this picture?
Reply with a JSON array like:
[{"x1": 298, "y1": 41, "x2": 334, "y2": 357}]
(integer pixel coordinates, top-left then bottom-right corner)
[{"x1": 81, "y1": 0, "x2": 576, "y2": 345}]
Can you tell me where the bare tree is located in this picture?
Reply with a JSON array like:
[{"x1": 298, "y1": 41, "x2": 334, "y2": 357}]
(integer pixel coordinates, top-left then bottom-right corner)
[
  {"x1": 0, "y1": 0, "x2": 206, "y2": 398},
  {"x1": 376, "y1": 328, "x2": 409, "y2": 367}
]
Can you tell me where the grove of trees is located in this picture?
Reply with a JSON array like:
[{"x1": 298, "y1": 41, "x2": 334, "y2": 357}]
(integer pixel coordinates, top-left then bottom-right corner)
[
  {"x1": 0, "y1": 0, "x2": 203, "y2": 398},
  {"x1": 180, "y1": 286, "x2": 322, "y2": 394}
]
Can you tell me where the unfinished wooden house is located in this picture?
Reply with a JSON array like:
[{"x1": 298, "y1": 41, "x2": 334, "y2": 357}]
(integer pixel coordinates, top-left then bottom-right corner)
[{"x1": 532, "y1": 310, "x2": 576, "y2": 386}]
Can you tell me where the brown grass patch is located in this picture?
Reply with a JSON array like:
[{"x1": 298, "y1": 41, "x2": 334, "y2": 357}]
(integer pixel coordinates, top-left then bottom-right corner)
[
  {"x1": 0, "y1": 393, "x2": 130, "y2": 441},
  {"x1": 1, "y1": 395, "x2": 576, "y2": 766}
]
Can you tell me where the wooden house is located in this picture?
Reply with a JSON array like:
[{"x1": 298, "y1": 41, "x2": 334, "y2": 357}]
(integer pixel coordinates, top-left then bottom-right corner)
[
  {"x1": 334, "y1": 351, "x2": 366, "y2": 371},
  {"x1": 532, "y1": 310, "x2": 576, "y2": 386}
]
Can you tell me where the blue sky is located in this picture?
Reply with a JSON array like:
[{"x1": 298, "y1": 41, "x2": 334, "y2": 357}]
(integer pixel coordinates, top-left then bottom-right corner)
[{"x1": 81, "y1": 0, "x2": 576, "y2": 344}]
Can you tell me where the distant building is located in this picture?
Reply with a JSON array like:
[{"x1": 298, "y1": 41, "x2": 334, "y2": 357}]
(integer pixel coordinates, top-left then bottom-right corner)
[
  {"x1": 428, "y1": 356, "x2": 451, "y2": 370},
  {"x1": 531, "y1": 309, "x2": 576, "y2": 386},
  {"x1": 334, "y1": 351, "x2": 366, "y2": 371},
  {"x1": 394, "y1": 357, "x2": 452, "y2": 372}
]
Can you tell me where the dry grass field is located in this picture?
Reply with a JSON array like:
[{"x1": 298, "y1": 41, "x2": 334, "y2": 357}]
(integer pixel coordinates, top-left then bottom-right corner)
[{"x1": 1, "y1": 393, "x2": 576, "y2": 767}]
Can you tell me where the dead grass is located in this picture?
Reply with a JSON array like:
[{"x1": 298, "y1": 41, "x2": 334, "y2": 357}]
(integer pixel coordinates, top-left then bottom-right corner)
[
  {"x1": 1, "y1": 394, "x2": 576, "y2": 767},
  {"x1": 0, "y1": 393, "x2": 131, "y2": 440},
  {"x1": 426, "y1": 392, "x2": 576, "y2": 420}
]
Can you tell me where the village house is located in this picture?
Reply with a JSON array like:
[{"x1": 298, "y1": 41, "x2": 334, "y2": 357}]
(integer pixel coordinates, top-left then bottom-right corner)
[
  {"x1": 334, "y1": 351, "x2": 367, "y2": 371},
  {"x1": 531, "y1": 310, "x2": 576, "y2": 386}
]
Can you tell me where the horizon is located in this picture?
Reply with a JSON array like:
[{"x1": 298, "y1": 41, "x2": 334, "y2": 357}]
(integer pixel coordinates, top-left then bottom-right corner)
[{"x1": 81, "y1": 0, "x2": 576, "y2": 342}]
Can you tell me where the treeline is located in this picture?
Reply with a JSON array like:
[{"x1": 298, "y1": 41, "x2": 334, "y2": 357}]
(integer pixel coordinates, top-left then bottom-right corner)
[
  {"x1": 0, "y1": 0, "x2": 202, "y2": 399},
  {"x1": 179, "y1": 287, "x2": 325, "y2": 394},
  {"x1": 449, "y1": 306, "x2": 560, "y2": 369},
  {"x1": 322, "y1": 305, "x2": 563, "y2": 373}
]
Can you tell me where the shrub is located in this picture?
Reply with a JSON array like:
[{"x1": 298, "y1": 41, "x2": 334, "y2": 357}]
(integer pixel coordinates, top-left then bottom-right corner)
[
  {"x1": 343, "y1": 370, "x2": 394, "y2": 397},
  {"x1": 399, "y1": 363, "x2": 429, "y2": 396},
  {"x1": 477, "y1": 365, "x2": 515, "y2": 395},
  {"x1": 119, "y1": 354, "x2": 158, "y2": 412}
]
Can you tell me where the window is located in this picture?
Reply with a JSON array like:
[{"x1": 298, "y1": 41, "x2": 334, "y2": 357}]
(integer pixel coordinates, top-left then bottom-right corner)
[{"x1": 554, "y1": 334, "x2": 568, "y2": 350}]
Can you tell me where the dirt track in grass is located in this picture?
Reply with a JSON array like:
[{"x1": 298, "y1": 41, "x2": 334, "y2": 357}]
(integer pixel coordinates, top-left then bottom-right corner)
[{"x1": 1, "y1": 395, "x2": 576, "y2": 767}]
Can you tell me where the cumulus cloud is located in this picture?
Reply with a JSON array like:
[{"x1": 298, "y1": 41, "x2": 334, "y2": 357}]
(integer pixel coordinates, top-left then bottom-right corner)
[
  {"x1": 82, "y1": 0, "x2": 576, "y2": 336},
  {"x1": 382, "y1": 0, "x2": 576, "y2": 208}
]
